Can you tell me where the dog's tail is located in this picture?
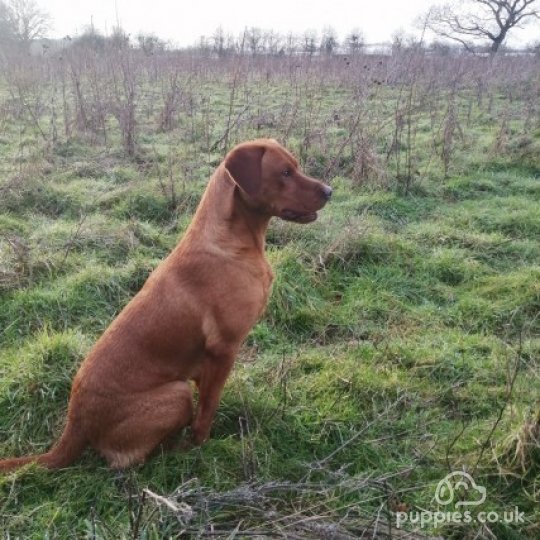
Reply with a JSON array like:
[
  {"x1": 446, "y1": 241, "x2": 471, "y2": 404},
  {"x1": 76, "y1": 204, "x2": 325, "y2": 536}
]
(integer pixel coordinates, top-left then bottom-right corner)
[{"x1": 0, "y1": 421, "x2": 87, "y2": 472}]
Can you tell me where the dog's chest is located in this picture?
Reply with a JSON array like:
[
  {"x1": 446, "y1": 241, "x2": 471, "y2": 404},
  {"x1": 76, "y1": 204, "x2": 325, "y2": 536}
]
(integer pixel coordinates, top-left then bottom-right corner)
[{"x1": 231, "y1": 260, "x2": 273, "y2": 323}]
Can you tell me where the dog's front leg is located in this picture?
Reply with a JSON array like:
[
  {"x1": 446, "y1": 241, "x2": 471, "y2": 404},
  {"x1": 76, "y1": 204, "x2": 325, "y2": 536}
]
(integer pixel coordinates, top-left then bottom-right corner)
[{"x1": 191, "y1": 347, "x2": 236, "y2": 445}]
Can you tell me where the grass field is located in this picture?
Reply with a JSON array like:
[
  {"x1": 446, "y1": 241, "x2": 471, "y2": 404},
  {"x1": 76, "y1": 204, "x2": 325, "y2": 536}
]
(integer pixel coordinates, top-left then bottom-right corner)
[{"x1": 0, "y1": 49, "x2": 539, "y2": 538}]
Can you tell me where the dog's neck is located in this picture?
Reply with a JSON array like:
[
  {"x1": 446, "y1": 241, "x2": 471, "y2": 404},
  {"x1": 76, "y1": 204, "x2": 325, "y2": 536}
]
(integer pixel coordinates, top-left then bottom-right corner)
[{"x1": 182, "y1": 166, "x2": 271, "y2": 256}]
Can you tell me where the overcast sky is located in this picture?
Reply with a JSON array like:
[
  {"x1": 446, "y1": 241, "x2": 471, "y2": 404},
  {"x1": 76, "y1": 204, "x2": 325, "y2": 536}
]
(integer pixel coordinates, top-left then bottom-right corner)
[{"x1": 42, "y1": 0, "x2": 539, "y2": 47}]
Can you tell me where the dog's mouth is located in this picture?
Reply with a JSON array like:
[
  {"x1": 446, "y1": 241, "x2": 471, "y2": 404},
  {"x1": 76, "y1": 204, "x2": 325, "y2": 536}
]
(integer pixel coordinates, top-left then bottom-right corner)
[{"x1": 280, "y1": 209, "x2": 318, "y2": 223}]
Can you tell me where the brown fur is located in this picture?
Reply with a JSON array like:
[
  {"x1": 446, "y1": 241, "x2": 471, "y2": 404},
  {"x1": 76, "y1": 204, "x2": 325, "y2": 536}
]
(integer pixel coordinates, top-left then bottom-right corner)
[{"x1": 0, "y1": 139, "x2": 332, "y2": 471}]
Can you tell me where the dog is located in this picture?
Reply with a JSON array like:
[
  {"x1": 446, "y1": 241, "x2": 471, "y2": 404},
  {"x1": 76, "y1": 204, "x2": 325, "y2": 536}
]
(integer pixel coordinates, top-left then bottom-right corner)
[{"x1": 0, "y1": 138, "x2": 332, "y2": 471}]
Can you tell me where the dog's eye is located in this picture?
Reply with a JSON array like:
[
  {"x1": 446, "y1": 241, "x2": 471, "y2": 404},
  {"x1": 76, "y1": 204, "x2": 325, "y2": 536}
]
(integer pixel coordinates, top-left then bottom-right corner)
[{"x1": 282, "y1": 169, "x2": 292, "y2": 177}]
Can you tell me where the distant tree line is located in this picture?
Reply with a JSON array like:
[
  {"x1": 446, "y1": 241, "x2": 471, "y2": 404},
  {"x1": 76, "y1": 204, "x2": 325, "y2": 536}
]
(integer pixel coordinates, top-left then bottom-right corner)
[
  {"x1": 194, "y1": 26, "x2": 370, "y2": 58},
  {"x1": 1, "y1": 0, "x2": 538, "y2": 58}
]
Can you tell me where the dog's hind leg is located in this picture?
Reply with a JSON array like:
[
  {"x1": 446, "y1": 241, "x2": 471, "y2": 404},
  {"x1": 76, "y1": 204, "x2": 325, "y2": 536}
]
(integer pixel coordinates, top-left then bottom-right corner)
[{"x1": 94, "y1": 381, "x2": 193, "y2": 469}]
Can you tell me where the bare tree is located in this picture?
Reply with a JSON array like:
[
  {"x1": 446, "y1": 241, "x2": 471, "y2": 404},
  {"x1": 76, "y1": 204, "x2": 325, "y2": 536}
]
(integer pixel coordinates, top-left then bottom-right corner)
[
  {"x1": 427, "y1": 0, "x2": 540, "y2": 53},
  {"x1": 211, "y1": 26, "x2": 227, "y2": 58},
  {"x1": 284, "y1": 32, "x2": 298, "y2": 55},
  {"x1": 0, "y1": 1, "x2": 16, "y2": 47},
  {"x1": 302, "y1": 30, "x2": 318, "y2": 57},
  {"x1": 0, "y1": 0, "x2": 50, "y2": 49},
  {"x1": 246, "y1": 27, "x2": 263, "y2": 56},
  {"x1": 345, "y1": 28, "x2": 365, "y2": 56},
  {"x1": 136, "y1": 33, "x2": 166, "y2": 56},
  {"x1": 320, "y1": 26, "x2": 338, "y2": 55},
  {"x1": 263, "y1": 30, "x2": 282, "y2": 55}
]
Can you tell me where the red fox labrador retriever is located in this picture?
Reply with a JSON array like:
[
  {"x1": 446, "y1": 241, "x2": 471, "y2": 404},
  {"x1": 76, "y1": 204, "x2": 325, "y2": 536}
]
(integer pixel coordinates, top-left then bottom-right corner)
[{"x1": 0, "y1": 139, "x2": 332, "y2": 471}]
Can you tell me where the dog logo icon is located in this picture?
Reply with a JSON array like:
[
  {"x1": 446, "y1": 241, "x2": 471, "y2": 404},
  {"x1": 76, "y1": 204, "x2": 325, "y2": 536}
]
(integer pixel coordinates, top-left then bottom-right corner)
[{"x1": 435, "y1": 471, "x2": 486, "y2": 508}]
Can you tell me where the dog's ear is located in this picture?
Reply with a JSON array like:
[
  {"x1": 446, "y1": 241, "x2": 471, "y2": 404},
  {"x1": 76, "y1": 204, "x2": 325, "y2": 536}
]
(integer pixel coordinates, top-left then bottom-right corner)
[{"x1": 224, "y1": 144, "x2": 266, "y2": 197}]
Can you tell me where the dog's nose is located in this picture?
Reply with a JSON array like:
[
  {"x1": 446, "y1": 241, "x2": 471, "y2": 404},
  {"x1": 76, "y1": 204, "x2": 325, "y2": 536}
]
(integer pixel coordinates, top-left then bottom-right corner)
[{"x1": 322, "y1": 185, "x2": 333, "y2": 201}]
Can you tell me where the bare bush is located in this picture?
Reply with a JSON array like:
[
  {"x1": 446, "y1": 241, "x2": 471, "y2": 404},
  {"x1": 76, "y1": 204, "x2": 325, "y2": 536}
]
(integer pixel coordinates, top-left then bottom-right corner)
[{"x1": 0, "y1": 29, "x2": 537, "y2": 185}]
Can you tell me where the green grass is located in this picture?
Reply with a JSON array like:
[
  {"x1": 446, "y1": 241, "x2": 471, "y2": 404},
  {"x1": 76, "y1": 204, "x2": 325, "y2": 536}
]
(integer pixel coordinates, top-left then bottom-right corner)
[{"x1": 0, "y1": 70, "x2": 539, "y2": 538}]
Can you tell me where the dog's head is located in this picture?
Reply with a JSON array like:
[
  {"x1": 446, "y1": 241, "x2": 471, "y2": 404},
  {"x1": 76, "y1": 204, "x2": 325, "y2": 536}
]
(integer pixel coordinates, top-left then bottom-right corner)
[{"x1": 224, "y1": 139, "x2": 332, "y2": 223}]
